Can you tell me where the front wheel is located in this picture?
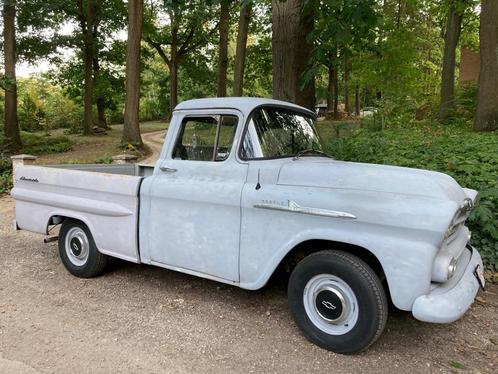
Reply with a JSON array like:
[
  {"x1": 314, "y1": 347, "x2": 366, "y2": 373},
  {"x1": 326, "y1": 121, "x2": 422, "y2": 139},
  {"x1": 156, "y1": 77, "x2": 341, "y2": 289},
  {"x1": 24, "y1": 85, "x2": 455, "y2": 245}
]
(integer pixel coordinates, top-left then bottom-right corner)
[
  {"x1": 58, "y1": 219, "x2": 108, "y2": 278},
  {"x1": 288, "y1": 250, "x2": 388, "y2": 354}
]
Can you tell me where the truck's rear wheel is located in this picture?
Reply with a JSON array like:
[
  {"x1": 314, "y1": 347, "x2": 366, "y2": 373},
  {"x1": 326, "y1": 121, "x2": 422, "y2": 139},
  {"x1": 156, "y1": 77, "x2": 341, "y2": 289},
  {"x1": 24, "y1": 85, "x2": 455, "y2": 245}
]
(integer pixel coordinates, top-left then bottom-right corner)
[
  {"x1": 58, "y1": 219, "x2": 108, "y2": 278},
  {"x1": 288, "y1": 250, "x2": 388, "y2": 354}
]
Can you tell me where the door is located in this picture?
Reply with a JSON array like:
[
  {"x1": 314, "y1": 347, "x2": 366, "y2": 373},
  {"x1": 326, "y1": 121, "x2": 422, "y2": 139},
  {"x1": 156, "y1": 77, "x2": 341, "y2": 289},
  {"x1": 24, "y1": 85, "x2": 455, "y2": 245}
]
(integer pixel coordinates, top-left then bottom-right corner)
[{"x1": 146, "y1": 112, "x2": 247, "y2": 282}]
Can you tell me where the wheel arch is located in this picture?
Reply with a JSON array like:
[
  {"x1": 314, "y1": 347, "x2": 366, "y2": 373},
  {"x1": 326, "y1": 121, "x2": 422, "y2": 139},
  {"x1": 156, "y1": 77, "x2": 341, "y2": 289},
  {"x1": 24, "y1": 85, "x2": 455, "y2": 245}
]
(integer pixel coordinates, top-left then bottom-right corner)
[
  {"x1": 46, "y1": 213, "x2": 95, "y2": 239},
  {"x1": 278, "y1": 239, "x2": 386, "y2": 279},
  {"x1": 266, "y1": 239, "x2": 392, "y2": 303}
]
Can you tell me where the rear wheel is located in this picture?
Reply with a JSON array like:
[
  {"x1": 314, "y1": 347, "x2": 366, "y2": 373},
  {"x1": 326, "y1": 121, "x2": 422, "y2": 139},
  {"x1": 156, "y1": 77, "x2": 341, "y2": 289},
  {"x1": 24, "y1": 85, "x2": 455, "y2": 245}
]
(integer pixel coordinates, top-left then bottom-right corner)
[
  {"x1": 58, "y1": 219, "x2": 108, "y2": 278},
  {"x1": 288, "y1": 250, "x2": 388, "y2": 354}
]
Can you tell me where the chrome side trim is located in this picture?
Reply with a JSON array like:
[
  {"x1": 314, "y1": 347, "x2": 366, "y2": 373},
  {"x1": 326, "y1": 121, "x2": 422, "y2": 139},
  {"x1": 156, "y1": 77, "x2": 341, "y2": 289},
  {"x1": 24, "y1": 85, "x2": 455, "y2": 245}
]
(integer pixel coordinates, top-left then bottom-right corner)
[{"x1": 253, "y1": 200, "x2": 357, "y2": 219}]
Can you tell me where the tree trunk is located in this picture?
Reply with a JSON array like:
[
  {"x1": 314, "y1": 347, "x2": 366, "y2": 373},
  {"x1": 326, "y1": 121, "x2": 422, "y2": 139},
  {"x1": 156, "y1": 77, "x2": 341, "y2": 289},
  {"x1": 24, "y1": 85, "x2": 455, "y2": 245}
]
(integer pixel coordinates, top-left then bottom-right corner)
[
  {"x1": 122, "y1": 0, "x2": 144, "y2": 145},
  {"x1": 3, "y1": 0, "x2": 22, "y2": 152},
  {"x1": 333, "y1": 65, "x2": 339, "y2": 119},
  {"x1": 474, "y1": 0, "x2": 498, "y2": 131},
  {"x1": 272, "y1": 0, "x2": 315, "y2": 111},
  {"x1": 96, "y1": 96, "x2": 106, "y2": 129},
  {"x1": 355, "y1": 85, "x2": 360, "y2": 116},
  {"x1": 233, "y1": 0, "x2": 252, "y2": 96},
  {"x1": 327, "y1": 62, "x2": 335, "y2": 113},
  {"x1": 93, "y1": 56, "x2": 107, "y2": 129},
  {"x1": 217, "y1": 0, "x2": 230, "y2": 97},
  {"x1": 344, "y1": 56, "x2": 350, "y2": 115},
  {"x1": 168, "y1": 21, "x2": 179, "y2": 119},
  {"x1": 82, "y1": 1, "x2": 95, "y2": 135},
  {"x1": 438, "y1": 3, "x2": 463, "y2": 121},
  {"x1": 92, "y1": 22, "x2": 106, "y2": 129},
  {"x1": 169, "y1": 61, "x2": 179, "y2": 116}
]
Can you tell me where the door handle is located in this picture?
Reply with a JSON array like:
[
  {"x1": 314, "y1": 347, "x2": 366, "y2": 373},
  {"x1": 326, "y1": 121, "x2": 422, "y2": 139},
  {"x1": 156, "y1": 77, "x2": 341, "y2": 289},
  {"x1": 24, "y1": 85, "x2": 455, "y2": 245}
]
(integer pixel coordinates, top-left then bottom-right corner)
[{"x1": 159, "y1": 166, "x2": 178, "y2": 173}]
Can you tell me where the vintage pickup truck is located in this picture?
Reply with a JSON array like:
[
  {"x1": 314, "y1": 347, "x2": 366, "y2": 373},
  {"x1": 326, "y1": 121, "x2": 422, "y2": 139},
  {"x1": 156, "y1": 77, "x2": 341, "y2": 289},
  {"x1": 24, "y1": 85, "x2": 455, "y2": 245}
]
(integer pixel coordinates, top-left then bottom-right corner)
[{"x1": 11, "y1": 97, "x2": 485, "y2": 354}]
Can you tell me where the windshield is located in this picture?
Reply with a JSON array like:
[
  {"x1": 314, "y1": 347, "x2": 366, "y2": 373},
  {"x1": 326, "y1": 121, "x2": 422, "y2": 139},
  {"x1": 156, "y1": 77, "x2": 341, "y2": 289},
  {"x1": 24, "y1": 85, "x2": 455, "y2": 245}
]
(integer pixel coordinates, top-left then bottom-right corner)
[{"x1": 240, "y1": 107, "x2": 324, "y2": 159}]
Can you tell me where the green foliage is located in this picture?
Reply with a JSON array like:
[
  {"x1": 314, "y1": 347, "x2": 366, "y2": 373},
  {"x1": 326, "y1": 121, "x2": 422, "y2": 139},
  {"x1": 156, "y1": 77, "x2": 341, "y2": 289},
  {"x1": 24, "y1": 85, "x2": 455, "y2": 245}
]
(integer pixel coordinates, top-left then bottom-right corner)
[
  {"x1": 16, "y1": 77, "x2": 83, "y2": 132},
  {"x1": 20, "y1": 131, "x2": 73, "y2": 154},
  {"x1": 95, "y1": 156, "x2": 113, "y2": 164},
  {"x1": 449, "y1": 360, "x2": 465, "y2": 370},
  {"x1": 0, "y1": 131, "x2": 72, "y2": 193},
  {"x1": 0, "y1": 154, "x2": 13, "y2": 194},
  {"x1": 327, "y1": 121, "x2": 498, "y2": 271},
  {"x1": 244, "y1": 4, "x2": 273, "y2": 97}
]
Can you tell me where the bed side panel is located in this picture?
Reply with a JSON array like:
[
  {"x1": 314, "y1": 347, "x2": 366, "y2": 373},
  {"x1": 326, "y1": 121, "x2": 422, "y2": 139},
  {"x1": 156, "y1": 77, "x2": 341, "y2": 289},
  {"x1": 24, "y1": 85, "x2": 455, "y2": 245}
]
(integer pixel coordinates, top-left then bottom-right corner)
[{"x1": 11, "y1": 165, "x2": 141, "y2": 263}]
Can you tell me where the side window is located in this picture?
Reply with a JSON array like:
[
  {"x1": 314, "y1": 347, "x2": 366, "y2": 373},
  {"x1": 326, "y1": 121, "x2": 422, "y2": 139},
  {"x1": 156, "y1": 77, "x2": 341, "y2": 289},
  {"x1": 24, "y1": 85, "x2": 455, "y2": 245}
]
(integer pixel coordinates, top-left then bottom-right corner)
[
  {"x1": 241, "y1": 121, "x2": 256, "y2": 159},
  {"x1": 172, "y1": 115, "x2": 237, "y2": 161}
]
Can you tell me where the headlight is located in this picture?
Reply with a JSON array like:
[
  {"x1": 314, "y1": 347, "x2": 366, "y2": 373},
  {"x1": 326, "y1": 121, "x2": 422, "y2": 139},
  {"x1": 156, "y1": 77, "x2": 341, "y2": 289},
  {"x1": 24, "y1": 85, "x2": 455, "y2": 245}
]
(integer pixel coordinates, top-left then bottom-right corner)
[
  {"x1": 447, "y1": 257, "x2": 458, "y2": 280},
  {"x1": 432, "y1": 255, "x2": 459, "y2": 282}
]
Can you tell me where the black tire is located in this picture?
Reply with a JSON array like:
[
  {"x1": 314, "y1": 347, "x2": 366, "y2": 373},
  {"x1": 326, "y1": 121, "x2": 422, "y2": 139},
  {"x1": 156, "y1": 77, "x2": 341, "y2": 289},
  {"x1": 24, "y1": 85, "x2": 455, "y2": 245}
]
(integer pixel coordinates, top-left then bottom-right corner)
[
  {"x1": 58, "y1": 219, "x2": 108, "y2": 278},
  {"x1": 288, "y1": 250, "x2": 388, "y2": 354}
]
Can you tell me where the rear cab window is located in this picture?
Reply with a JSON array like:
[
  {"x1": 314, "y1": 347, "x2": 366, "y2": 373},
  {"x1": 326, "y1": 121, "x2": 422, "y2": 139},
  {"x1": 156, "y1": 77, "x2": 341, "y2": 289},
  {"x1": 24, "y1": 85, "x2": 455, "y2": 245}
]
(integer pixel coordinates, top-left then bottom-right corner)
[{"x1": 173, "y1": 115, "x2": 238, "y2": 161}]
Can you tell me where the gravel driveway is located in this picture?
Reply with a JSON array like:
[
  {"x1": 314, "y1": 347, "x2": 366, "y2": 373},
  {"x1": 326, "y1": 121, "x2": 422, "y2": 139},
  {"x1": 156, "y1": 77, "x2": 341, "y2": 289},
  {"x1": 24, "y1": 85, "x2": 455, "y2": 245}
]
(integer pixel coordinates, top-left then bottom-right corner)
[
  {"x1": 0, "y1": 196, "x2": 497, "y2": 373},
  {"x1": 140, "y1": 130, "x2": 167, "y2": 165}
]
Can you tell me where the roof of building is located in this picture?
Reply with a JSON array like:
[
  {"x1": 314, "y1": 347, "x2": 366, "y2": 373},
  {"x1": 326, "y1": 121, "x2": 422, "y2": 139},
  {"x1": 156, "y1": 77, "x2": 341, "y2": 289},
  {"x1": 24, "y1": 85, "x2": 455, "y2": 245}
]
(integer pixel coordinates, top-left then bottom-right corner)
[{"x1": 174, "y1": 97, "x2": 314, "y2": 117}]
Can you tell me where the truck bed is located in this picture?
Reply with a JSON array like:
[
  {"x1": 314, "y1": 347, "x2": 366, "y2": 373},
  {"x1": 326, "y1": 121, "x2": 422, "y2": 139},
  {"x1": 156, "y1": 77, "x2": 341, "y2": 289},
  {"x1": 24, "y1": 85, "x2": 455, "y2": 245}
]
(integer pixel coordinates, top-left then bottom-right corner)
[{"x1": 11, "y1": 164, "x2": 153, "y2": 263}]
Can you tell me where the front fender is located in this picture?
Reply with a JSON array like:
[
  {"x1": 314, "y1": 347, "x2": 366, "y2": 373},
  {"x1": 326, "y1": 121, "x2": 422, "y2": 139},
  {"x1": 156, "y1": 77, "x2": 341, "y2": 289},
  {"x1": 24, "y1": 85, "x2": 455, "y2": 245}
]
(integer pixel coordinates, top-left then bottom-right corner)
[{"x1": 239, "y1": 223, "x2": 437, "y2": 311}]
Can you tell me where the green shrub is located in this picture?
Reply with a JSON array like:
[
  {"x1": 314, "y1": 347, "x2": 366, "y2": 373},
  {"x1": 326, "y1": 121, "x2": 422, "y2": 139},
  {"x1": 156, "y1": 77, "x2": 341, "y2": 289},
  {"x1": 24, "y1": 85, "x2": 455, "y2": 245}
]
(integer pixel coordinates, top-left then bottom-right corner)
[
  {"x1": 0, "y1": 133, "x2": 73, "y2": 193},
  {"x1": 327, "y1": 121, "x2": 498, "y2": 271},
  {"x1": 20, "y1": 131, "x2": 73, "y2": 154},
  {"x1": 0, "y1": 154, "x2": 13, "y2": 194},
  {"x1": 17, "y1": 77, "x2": 83, "y2": 132},
  {"x1": 95, "y1": 156, "x2": 113, "y2": 164}
]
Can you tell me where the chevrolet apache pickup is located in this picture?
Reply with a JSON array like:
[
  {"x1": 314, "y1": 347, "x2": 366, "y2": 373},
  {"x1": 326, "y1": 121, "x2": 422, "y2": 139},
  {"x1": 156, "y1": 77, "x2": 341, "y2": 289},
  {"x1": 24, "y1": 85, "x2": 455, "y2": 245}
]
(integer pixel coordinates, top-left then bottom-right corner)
[{"x1": 11, "y1": 97, "x2": 485, "y2": 354}]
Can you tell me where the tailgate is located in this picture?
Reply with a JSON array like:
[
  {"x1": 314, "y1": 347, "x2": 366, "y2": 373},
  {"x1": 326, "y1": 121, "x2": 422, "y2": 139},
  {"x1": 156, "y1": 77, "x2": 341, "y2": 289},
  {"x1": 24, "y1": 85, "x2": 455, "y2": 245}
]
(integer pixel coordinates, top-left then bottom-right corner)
[{"x1": 11, "y1": 165, "x2": 142, "y2": 263}]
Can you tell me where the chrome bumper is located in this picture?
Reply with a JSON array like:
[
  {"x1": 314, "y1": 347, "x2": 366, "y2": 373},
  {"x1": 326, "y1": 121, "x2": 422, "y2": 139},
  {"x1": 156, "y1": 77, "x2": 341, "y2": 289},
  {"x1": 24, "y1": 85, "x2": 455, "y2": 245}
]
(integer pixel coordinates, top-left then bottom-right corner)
[{"x1": 412, "y1": 246, "x2": 483, "y2": 323}]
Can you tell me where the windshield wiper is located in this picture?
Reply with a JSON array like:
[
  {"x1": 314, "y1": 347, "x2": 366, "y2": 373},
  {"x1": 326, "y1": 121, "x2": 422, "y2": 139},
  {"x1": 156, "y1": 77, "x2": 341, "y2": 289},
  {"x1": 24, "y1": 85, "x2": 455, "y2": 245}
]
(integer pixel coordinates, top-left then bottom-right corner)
[{"x1": 293, "y1": 148, "x2": 329, "y2": 160}]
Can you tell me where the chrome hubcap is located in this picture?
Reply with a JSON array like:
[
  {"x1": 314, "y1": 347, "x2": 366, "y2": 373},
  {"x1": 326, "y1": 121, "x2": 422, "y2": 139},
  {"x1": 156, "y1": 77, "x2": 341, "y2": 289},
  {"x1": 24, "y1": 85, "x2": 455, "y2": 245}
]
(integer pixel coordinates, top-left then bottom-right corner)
[
  {"x1": 303, "y1": 274, "x2": 359, "y2": 335},
  {"x1": 65, "y1": 227, "x2": 90, "y2": 266}
]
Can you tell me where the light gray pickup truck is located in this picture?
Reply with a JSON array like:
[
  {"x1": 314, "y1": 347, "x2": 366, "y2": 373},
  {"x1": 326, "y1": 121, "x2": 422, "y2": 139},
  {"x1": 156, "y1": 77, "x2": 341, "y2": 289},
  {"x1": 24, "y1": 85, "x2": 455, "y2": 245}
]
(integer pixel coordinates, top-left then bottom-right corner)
[{"x1": 11, "y1": 97, "x2": 485, "y2": 354}]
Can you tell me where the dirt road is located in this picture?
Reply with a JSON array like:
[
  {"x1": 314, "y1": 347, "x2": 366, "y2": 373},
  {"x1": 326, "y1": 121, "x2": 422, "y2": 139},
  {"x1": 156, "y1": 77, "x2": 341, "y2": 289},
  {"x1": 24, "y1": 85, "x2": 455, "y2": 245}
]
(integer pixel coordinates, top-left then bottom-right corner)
[
  {"x1": 0, "y1": 196, "x2": 497, "y2": 373},
  {"x1": 140, "y1": 130, "x2": 167, "y2": 165}
]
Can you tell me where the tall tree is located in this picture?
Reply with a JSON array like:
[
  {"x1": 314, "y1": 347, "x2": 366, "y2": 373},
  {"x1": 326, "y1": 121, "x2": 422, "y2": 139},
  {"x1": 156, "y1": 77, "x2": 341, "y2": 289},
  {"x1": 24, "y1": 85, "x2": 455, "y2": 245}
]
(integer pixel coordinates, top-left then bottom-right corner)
[
  {"x1": 233, "y1": 0, "x2": 252, "y2": 96},
  {"x1": 45, "y1": 1, "x2": 126, "y2": 135},
  {"x1": 438, "y1": 1, "x2": 464, "y2": 121},
  {"x1": 123, "y1": 0, "x2": 144, "y2": 146},
  {"x1": 93, "y1": 57, "x2": 107, "y2": 129},
  {"x1": 354, "y1": 85, "x2": 360, "y2": 116},
  {"x1": 474, "y1": 0, "x2": 498, "y2": 131},
  {"x1": 272, "y1": 0, "x2": 315, "y2": 110},
  {"x1": 2, "y1": 0, "x2": 23, "y2": 152},
  {"x1": 310, "y1": 0, "x2": 378, "y2": 118},
  {"x1": 93, "y1": 22, "x2": 107, "y2": 129},
  {"x1": 217, "y1": 0, "x2": 230, "y2": 97},
  {"x1": 47, "y1": 1, "x2": 126, "y2": 134},
  {"x1": 81, "y1": 0, "x2": 99, "y2": 135},
  {"x1": 326, "y1": 52, "x2": 339, "y2": 118},
  {"x1": 344, "y1": 55, "x2": 351, "y2": 115},
  {"x1": 145, "y1": 0, "x2": 218, "y2": 117}
]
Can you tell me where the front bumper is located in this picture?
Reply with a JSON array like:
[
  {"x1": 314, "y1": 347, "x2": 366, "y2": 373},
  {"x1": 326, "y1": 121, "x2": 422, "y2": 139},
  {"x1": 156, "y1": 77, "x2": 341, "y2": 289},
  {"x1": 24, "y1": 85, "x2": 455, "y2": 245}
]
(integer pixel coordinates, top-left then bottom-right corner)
[{"x1": 412, "y1": 246, "x2": 483, "y2": 323}]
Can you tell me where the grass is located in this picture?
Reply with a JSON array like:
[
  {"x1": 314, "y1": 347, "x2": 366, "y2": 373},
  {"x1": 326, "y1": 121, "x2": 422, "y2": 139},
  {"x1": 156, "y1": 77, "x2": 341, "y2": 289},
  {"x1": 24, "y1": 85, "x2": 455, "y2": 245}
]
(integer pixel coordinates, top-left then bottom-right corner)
[
  {"x1": 34, "y1": 121, "x2": 167, "y2": 165},
  {"x1": 0, "y1": 121, "x2": 168, "y2": 193}
]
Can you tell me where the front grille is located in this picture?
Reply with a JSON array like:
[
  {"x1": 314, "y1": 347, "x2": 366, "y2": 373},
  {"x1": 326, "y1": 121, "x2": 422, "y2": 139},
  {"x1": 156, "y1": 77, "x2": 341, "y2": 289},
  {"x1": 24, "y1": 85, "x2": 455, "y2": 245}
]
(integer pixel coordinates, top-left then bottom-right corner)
[{"x1": 445, "y1": 199, "x2": 473, "y2": 244}]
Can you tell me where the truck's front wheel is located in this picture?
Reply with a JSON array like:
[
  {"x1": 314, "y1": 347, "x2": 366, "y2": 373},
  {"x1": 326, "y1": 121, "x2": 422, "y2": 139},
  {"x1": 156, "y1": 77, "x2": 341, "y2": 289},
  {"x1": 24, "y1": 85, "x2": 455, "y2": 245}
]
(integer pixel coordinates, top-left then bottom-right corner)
[
  {"x1": 288, "y1": 250, "x2": 388, "y2": 354},
  {"x1": 58, "y1": 219, "x2": 108, "y2": 278}
]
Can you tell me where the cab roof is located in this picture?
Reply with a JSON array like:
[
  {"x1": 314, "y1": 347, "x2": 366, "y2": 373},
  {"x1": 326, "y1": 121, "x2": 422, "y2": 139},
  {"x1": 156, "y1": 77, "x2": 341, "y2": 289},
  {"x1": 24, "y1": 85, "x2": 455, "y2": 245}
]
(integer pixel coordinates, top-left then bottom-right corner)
[{"x1": 174, "y1": 97, "x2": 315, "y2": 118}]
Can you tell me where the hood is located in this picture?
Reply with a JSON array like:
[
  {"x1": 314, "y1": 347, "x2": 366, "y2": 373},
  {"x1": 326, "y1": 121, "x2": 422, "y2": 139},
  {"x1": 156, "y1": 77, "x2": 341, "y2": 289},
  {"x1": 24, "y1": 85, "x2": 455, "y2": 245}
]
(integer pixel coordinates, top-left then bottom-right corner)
[{"x1": 277, "y1": 158, "x2": 468, "y2": 204}]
